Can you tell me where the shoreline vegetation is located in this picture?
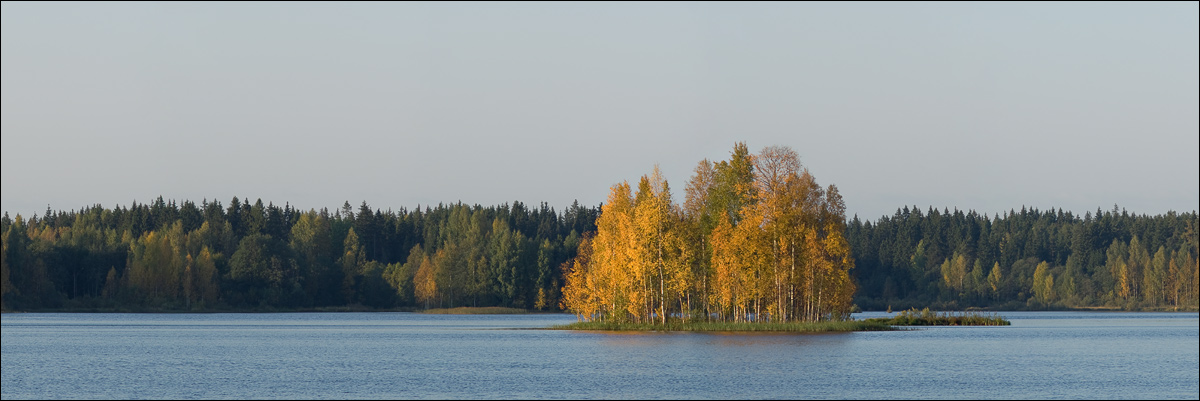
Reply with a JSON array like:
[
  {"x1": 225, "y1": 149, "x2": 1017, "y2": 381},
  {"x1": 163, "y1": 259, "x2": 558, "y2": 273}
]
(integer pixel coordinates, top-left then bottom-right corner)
[
  {"x1": 864, "y1": 308, "x2": 1010, "y2": 326},
  {"x1": 552, "y1": 308, "x2": 1010, "y2": 332},
  {"x1": 3, "y1": 304, "x2": 1193, "y2": 314},
  {"x1": 2, "y1": 143, "x2": 1195, "y2": 315},
  {"x1": 551, "y1": 320, "x2": 896, "y2": 332},
  {"x1": 0, "y1": 305, "x2": 529, "y2": 314},
  {"x1": 1, "y1": 305, "x2": 418, "y2": 314},
  {"x1": 7, "y1": 305, "x2": 1195, "y2": 316}
]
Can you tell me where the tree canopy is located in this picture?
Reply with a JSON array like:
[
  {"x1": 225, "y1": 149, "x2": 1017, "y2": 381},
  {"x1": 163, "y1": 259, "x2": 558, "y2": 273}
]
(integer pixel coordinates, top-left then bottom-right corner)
[
  {"x1": 2, "y1": 155, "x2": 1195, "y2": 313},
  {"x1": 1, "y1": 197, "x2": 597, "y2": 311},
  {"x1": 561, "y1": 143, "x2": 857, "y2": 323},
  {"x1": 847, "y1": 205, "x2": 1199, "y2": 311}
]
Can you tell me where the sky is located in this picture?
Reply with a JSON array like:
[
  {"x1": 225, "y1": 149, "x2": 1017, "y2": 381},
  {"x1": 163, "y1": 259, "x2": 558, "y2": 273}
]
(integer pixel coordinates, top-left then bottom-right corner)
[{"x1": 3, "y1": 2, "x2": 1197, "y2": 222}]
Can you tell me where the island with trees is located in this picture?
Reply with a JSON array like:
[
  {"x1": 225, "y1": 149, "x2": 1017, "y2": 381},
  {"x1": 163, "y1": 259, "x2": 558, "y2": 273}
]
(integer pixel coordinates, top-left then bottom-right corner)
[
  {"x1": 555, "y1": 143, "x2": 1009, "y2": 331},
  {"x1": 559, "y1": 143, "x2": 857, "y2": 328}
]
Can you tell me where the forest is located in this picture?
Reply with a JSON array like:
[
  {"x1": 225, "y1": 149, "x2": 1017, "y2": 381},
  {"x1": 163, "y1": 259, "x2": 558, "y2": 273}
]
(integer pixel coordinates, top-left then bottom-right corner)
[
  {"x1": 1, "y1": 146, "x2": 1196, "y2": 313},
  {"x1": 0, "y1": 197, "x2": 597, "y2": 312},
  {"x1": 848, "y1": 205, "x2": 1199, "y2": 311}
]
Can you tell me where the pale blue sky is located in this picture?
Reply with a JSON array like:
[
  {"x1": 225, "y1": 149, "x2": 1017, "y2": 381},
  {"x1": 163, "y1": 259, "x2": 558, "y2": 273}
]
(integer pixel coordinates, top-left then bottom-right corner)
[{"x1": 3, "y1": 2, "x2": 1197, "y2": 220}]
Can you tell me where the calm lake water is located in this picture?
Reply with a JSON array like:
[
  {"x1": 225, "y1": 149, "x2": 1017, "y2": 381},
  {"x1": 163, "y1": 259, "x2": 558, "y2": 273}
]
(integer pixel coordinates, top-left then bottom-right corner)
[{"x1": 2, "y1": 311, "x2": 1197, "y2": 400}]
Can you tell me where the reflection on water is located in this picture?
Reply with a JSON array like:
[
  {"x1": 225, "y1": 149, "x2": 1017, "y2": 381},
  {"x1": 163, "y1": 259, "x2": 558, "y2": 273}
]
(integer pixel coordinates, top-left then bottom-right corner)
[
  {"x1": 591, "y1": 330, "x2": 854, "y2": 348},
  {"x1": 2, "y1": 311, "x2": 1197, "y2": 400}
]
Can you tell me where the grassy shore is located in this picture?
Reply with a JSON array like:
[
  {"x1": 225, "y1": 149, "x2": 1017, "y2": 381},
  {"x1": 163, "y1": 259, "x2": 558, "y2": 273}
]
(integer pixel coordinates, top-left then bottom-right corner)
[
  {"x1": 551, "y1": 320, "x2": 897, "y2": 332},
  {"x1": 420, "y1": 306, "x2": 530, "y2": 315},
  {"x1": 552, "y1": 309, "x2": 1010, "y2": 332},
  {"x1": 865, "y1": 308, "x2": 1011, "y2": 326}
]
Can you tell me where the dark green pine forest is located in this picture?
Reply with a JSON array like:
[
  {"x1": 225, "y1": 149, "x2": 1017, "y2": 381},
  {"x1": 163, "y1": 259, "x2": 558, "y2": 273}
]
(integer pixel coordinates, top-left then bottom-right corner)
[
  {"x1": 848, "y1": 206, "x2": 1198, "y2": 311},
  {"x1": 1, "y1": 198, "x2": 1196, "y2": 312},
  {"x1": 0, "y1": 198, "x2": 598, "y2": 312}
]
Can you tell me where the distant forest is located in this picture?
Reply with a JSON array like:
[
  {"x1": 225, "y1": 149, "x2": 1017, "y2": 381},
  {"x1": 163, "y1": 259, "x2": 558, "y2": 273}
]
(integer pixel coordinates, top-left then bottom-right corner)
[
  {"x1": 1, "y1": 198, "x2": 597, "y2": 312},
  {"x1": 1, "y1": 199, "x2": 1197, "y2": 313},
  {"x1": 849, "y1": 206, "x2": 1198, "y2": 311}
]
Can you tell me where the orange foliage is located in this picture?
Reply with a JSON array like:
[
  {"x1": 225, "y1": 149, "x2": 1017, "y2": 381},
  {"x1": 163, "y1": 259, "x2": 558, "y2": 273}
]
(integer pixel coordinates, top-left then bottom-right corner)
[{"x1": 561, "y1": 143, "x2": 857, "y2": 323}]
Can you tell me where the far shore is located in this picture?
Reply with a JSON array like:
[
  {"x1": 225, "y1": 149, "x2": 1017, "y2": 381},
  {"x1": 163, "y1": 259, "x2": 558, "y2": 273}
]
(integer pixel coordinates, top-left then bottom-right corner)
[
  {"x1": 0, "y1": 306, "x2": 542, "y2": 314},
  {"x1": 3, "y1": 306, "x2": 1193, "y2": 314}
]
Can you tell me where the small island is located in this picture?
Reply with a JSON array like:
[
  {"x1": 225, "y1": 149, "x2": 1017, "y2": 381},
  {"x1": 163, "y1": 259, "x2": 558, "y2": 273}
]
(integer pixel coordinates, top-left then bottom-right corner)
[
  {"x1": 863, "y1": 308, "x2": 1011, "y2": 327},
  {"x1": 551, "y1": 308, "x2": 1010, "y2": 333},
  {"x1": 553, "y1": 145, "x2": 1013, "y2": 333}
]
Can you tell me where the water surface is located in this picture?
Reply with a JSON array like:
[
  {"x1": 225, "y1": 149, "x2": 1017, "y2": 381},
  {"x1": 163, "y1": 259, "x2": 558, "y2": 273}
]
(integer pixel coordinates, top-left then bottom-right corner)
[{"x1": 2, "y1": 311, "x2": 1196, "y2": 399}]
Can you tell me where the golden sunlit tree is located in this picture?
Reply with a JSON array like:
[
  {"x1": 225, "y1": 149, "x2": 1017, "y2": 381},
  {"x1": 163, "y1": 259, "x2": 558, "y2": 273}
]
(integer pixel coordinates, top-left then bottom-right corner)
[
  {"x1": 942, "y1": 252, "x2": 969, "y2": 294},
  {"x1": 414, "y1": 252, "x2": 437, "y2": 309},
  {"x1": 562, "y1": 142, "x2": 858, "y2": 324},
  {"x1": 988, "y1": 261, "x2": 1003, "y2": 300},
  {"x1": 594, "y1": 181, "x2": 637, "y2": 322},
  {"x1": 1032, "y1": 261, "x2": 1054, "y2": 305},
  {"x1": 560, "y1": 234, "x2": 597, "y2": 320},
  {"x1": 683, "y1": 159, "x2": 716, "y2": 317}
]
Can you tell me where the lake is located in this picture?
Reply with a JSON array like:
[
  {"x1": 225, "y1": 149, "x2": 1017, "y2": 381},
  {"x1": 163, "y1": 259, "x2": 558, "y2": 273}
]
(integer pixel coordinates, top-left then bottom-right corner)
[{"x1": 2, "y1": 311, "x2": 1196, "y2": 400}]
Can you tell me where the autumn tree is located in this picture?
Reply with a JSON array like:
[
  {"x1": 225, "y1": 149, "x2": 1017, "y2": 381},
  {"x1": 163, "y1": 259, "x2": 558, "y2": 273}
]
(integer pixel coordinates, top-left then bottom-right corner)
[
  {"x1": 184, "y1": 247, "x2": 219, "y2": 307},
  {"x1": 1126, "y1": 236, "x2": 1150, "y2": 303},
  {"x1": 385, "y1": 244, "x2": 423, "y2": 305},
  {"x1": 564, "y1": 143, "x2": 857, "y2": 324},
  {"x1": 1107, "y1": 239, "x2": 1131, "y2": 302},
  {"x1": 941, "y1": 252, "x2": 969, "y2": 294},
  {"x1": 633, "y1": 166, "x2": 685, "y2": 324},
  {"x1": 1032, "y1": 261, "x2": 1054, "y2": 305},
  {"x1": 414, "y1": 251, "x2": 437, "y2": 309},
  {"x1": 987, "y1": 262, "x2": 1003, "y2": 300},
  {"x1": 560, "y1": 234, "x2": 597, "y2": 320},
  {"x1": 595, "y1": 181, "x2": 637, "y2": 322},
  {"x1": 683, "y1": 159, "x2": 717, "y2": 317},
  {"x1": 127, "y1": 227, "x2": 183, "y2": 302},
  {"x1": 1144, "y1": 246, "x2": 1168, "y2": 305}
]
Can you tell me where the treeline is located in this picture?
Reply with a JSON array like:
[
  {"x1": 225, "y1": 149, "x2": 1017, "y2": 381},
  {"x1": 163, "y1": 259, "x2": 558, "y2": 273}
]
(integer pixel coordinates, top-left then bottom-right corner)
[
  {"x1": 0, "y1": 197, "x2": 598, "y2": 311},
  {"x1": 561, "y1": 143, "x2": 856, "y2": 323},
  {"x1": 2, "y1": 173, "x2": 1196, "y2": 314},
  {"x1": 848, "y1": 205, "x2": 1199, "y2": 310}
]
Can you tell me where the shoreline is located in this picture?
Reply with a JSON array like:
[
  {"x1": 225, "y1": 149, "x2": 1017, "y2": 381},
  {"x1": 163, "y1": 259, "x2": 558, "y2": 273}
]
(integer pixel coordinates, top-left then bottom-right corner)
[
  {"x1": 4, "y1": 306, "x2": 1194, "y2": 315},
  {"x1": 549, "y1": 320, "x2": 898, "y2": 333},
  {"x1": 0, "y1": 306, "x2": 549, "y2": 315},
  {"x1": 550, "y1": 313, "x2": 1012, "y2": 333},
  {"x1": 550, "y1": 309, "x2": 1011, "y2": 332}
]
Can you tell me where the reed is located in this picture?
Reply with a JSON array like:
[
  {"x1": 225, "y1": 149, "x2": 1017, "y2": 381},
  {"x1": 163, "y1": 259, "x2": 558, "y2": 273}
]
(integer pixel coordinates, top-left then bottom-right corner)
[
  {"x1": 552, "y1": 308, "x2": 1010, "y2": 331},
  {"x1": 550, "y1": 320, "x2": 896, "y2": 332},
  {"x1": 866, "y1": 308, "x2": 1011, "y2": 326}
]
